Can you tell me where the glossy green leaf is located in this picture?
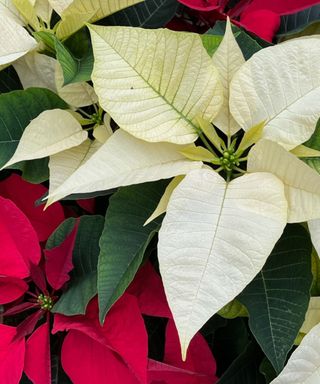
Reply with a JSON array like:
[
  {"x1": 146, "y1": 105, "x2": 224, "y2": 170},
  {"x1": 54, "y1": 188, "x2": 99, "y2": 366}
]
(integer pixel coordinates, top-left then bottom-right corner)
[
  {"x1": 54, "y1": 38, "x2": 93, "y2": 85},
  {"x1": 238, "y1": 224, "x2": 313, "y2": 373},
  {"x1": 303, "y1": 119, "x2": 320, "y2": 174},
  {"x1": 0, "y1": 88, "x2": 68, "y2": 168},
  {"x1": 104, "y1": 0, "x2": 179, "y2": 28},
  {"x1": 50, "y1": 215, "x2": 105, "y2": 315},
  {"x1": 98, "y1": 180, "x2": 168, "y2": 323},
  {"x1": 277, "y1": 5, "x2": 320, "y2": 37}
]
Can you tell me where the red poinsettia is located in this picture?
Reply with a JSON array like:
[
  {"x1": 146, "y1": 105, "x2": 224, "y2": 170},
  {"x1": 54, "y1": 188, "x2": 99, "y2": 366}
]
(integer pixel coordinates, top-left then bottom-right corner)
[
  {"x1": 128, "y1": 262, "x2": 218, "y2": 383},
  {"x1": 0, "y1": 174, "x2": 64, "y2": 242},
  {"x1": 175, "y1": 0, "x2": 320, "y2": 41},
  {"x1": 0, "y1": 211, "x2": 79, "y2": 384}
]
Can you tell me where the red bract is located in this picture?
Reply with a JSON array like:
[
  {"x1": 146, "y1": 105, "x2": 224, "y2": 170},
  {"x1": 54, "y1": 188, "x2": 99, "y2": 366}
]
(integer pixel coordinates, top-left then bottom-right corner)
[
  {"x1": 128, "y1": 263, "x2": 218, "y2": 383},
  {"x1": 176, "y1": 0, "x2": 320, "y2": 41},
  {"x1": 0, "y1": 196, "x2": 40, "y2": 304},
  {"x1": 0, "y1": 174, "x2": 65, "y2": 242},
  {"x1": 53, "y1": 294, "x2": 148, "y2": 384},
  {"x1": 148, "y1": 320, "x2": 218, "y2": 384},
  {"x1": 0, "y1": 214, "x2": 79, "y2": 383}
]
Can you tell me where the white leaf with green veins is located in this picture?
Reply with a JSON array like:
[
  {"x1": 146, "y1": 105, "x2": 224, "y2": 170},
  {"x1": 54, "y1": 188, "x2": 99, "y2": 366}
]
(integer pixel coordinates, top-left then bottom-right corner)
[
  {"x1": 0, "y1": 0, "x2": 24, "y2": 24},
  {"x1": 88, "y1": 25, "x2": 223, "y2": 144},
  {"x1": 46, "y1": 129, "x2": 203, "y2": 205},
  {"x1": 230, "y1": 38, "x2": 320, "y2": 150},
  {"x1": 0, "y1": 9, "x2": 37, "y2": 65},
  {"x1": 1, "y1": 109, "x2": 88, "y2": 169},
  {"x1": 211, "y1": 18, "x2": 244, "y2": 137},
  {"x1": 13, "y1": 51, "x2": 56, "y2": 91},
  {"x1": 158, "y1": 169, "x2": 287, "y2": 359},
  {"x1": 270, "y1": 322, "x2": 320, "y2": 384},
  {"x1": 248, "y1": 139, "x2": 320, "y2": 223},
  {"x1": 49, "y1": 139, "x2": 101, "y2": 194},
  {"x1": 56, "y1": 0, "x2": 144, "y2": 39}
]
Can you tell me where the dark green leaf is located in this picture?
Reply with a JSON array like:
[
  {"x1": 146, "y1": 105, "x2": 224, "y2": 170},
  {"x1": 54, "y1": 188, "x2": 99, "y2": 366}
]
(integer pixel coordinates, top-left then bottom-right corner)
[
  {"x1": 51, "y1": 216, "x2": 105, "y2": 315},
  {"x1": 103, "y1": 0, "x2": 179, "y2": 28},
  {"x1": 303, "y1": 119, "x2": 320, "y2": 174},
  {"x1": 217, "y1": 342, "x2": 265, "y2": 384},
  {"x1": 0, "y1": 88, "x2": 67, "y2": 169},
  {"x1": 238, "y1": 224, "x2": 312, "y2": 373},
  {"x1": 55, "y1": 38, "x2": 93, "y2": 85},
  {"x1": 11, "y1": 157, "x2": 49, "y2": 184},
  {"x1": 98, "y1": 180, "x2": 169, "y2": 323},
  {"x1": 0, "y1": 67, "x2": 23, "y2": 93},
  {"x1": 211, "y1": 318, "x2": 250, "y2": 376},
  {"x1": 35, "y1": 31, "x2": 93, "y2": 85},
  {"x1": 277, "y1": 5, "x2": 320, "y2": 37},
  {"x1": 259, "y1": 357, "x2": 277, "y2": 383}
]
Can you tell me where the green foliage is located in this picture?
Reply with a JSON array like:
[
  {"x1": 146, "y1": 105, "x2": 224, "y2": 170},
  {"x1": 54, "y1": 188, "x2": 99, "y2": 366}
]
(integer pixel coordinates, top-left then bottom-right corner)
[
  {"x1": 277, "y1": 5, "x2": 320, "y2": 37},
  {"x1": 35, "y1": 31, "x2": 93, "y2": 85},
  {"x1": 0, "y1": 87, "x2": 67, "y2": 172},
  {"x1": 98, "y1": 180, "x2": 169, "y2": 322},
  {"x1": 303, "y1": 119, "x2": 320, "y2": 173},
  {"x1": 239, "y1": 224, "x2": 313, "y2": 373},
  {"x1": 50, "y1": 215, "x2": 105, "y2": 315},
  {"x1": 103, "y1": 0, "x2": 179, "y2": 28}
]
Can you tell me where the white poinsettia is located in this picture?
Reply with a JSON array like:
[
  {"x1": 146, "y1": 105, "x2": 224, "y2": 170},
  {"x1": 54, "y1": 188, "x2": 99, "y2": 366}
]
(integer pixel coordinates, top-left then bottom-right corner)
[
  {"x1": 0, "y1": 0, "x2": 143, "y2": 66},
  {"x1": 3, "y1": 19, "x2": 320, "y2": 360}
]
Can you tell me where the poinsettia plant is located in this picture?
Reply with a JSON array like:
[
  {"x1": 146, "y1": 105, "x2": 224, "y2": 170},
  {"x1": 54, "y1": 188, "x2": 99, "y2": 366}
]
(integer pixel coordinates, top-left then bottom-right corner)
[{"x1": 1, "y1": 0, "x2": 320, "y2": 383}]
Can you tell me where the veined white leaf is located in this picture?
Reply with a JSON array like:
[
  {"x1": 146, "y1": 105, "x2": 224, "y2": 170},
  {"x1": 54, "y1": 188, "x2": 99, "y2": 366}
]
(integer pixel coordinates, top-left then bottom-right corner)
[
  {"x1": 1, "y1": 109, "x2": 87, "y2": 169},
  {"x1": 88, "y1": 25, "x2": 223, "y2": 144},
  {"x1": 270, "y1": 322, "x2": 320, "y2": 384},
  {"x1": 300, "y1": 297, "x2": 320, "y2": 335},
  {"x1": 55, "y1": 63, "x2": 98, "y2": 107},
  {"x1": 0, "y1": 10, "x2": 37, "y2": 65},
  {"x1": 158, "y1": 168, "x2": 287, "y2": 358},
  {"x1": 211, "y1": 18, "x2": 244, "y2": 137},
  {"x1": 48, "y1": 0, "x2": 72, "y2": 15},
  {"x1": 46, "y1": 129, "x2": 202, "y2": 204},
  {"x1": 49, "y1": 139, "x2": 101, "y2": 193},
  {"x1": 308, "y1": 219, "x2": 320, "y2": 258},
  {"x1": 230, "y1": 38, "x2": 320, "y2": 150},
  {"x1": 56, "y1": 0, "x2": 143, "y2": 39},
  {"x1": 0, "y1": 0, "x2": 24, "y2": 24},
  {"x1": 13, "y1": 51, "x2": 56, "y2": 91},
  {"x1": 247, "y1": 139, "x2": 320, "y2": 222}
]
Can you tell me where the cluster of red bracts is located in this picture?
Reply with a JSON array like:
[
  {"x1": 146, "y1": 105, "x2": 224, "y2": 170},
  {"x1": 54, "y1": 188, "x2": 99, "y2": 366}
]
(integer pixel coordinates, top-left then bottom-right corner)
[
  {"x1": 171, "y1": 0, "x2": 320, "y2": 41},
  {"x1": 0, "y1": 174, "x2": 218, "y2": 384}
]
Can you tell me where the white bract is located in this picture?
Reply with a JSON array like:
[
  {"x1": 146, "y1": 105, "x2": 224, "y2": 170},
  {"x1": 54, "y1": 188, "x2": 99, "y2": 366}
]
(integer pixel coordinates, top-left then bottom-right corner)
[{"x1": 2, "y1": 18, "x2": 320, "y2": 361}]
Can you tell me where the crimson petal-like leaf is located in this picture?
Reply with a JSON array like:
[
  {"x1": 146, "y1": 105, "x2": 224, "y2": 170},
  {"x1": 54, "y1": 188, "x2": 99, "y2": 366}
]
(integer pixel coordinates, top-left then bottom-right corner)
[
  {"x1": 24, "y1": 321, "x2": 51, "y2": 384},
  {"x1": 0, "y1": 276, "x2": 28, "y2": 305},
  {"x1": 44, "y1": 219, "x2": 79, "y2": 290}
]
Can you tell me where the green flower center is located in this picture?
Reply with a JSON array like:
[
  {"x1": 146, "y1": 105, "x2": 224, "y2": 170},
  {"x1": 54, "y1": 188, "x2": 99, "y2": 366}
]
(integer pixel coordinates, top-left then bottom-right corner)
[
  {"x1": 37, "y1": 294, "x2": 54, "y2": 311},
  {"x1": 219, "y1": 149, "x2": 240, "y2": 172}
]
